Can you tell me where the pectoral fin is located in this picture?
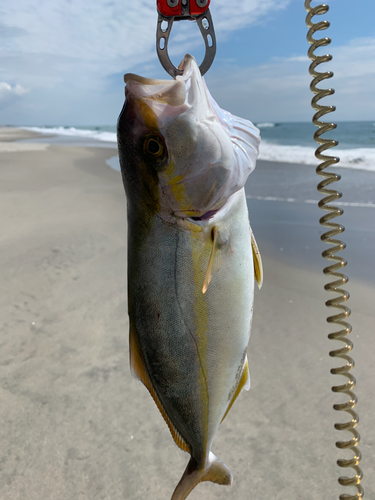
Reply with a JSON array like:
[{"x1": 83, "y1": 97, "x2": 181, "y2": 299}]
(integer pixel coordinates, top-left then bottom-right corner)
[
  {"x1": 202, "y1": 226, "x2": 228, "y2": 294},
  {"x1": 202, "y1": 227, "x2": 219, "y2": 293},
  {"x1": 221, "y1": 357, "x2": 250, "y2": 424},
  {"x1": 129, "y1": 320, "x2": 190, "y2": 453},
  {"x1": 251, "y1": 231, "x2": 263, "y2": 289}
]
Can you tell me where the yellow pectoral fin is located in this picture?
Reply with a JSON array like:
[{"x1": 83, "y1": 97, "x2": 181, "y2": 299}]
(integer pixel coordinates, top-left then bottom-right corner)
[
  {"x1": 202, "y1": 226, "x2": 229, "y2": 294},
  {"x1": 221, "y1": 357, "x2": 250, "y2": 424},
  {"x1": 129, "y1": 321, "x2": 190, "y2": 453},
  {"x1": 251, "y1": 231, "x2": 263, "y2": 289},
  {"x1": 202, "y1": 226, "x2": 219, "y2": 294}
]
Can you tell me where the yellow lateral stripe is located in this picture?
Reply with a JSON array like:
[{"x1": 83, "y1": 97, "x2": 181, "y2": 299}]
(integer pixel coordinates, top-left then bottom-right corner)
[
  {"x1": 190, "y1": 233, "x2": 210, "y2": 447},
  {"x1": 220, "y1": 359, "x2": 249, "y2": 424},
  {"x1": 129, "y1": 321, "x2": 191, "y2": 453}
]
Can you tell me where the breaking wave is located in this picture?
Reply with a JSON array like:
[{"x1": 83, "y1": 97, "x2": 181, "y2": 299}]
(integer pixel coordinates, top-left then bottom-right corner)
[
  {"x1": 259, "y1": 140, "x2": 375, "y2": 171},
  {"x1": 20, "y1": 125, "x2": 375, "y2": 172},
  {"x1": 256, "y1": 122, "x2": 276, "y2": 128},
  {"x1": 21, "y1": 126, "x2": 117, "y2": 143}
]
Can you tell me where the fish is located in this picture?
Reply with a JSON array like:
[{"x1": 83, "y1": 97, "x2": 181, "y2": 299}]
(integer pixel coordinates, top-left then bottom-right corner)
[{"x1": 117, "y1": 54, "x2": 263, "y2": 500}]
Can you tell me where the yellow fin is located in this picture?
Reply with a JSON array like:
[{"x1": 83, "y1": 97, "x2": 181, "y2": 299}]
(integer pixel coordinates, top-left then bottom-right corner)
[
  {"x1": 251, "y1": 231, "x2": 263, "y2": 289},
  {"x1": 221, "y1": 357, "x2": 250, "y2": 424},
  {"x1": 129, "y1": 321, "x2": 190, "y2": 453},
  {"x1": 202, "y1": 226, "x2": 219, "y2": 294}
]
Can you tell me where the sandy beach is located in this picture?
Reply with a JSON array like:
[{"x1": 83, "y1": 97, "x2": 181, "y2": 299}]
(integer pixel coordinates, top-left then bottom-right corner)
[{"x1": 1, "y1": 128, "x2": 374, "y2": 500}]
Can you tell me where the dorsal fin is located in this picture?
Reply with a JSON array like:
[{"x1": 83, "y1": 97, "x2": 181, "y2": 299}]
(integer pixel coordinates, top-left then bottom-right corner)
[{"x1": 129, "y1": 320, "x2": 190, "y2": 453}]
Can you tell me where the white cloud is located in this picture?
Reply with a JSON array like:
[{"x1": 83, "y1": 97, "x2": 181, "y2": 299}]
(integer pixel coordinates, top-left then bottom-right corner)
[
  {"x1": 0, "y1": 0, "x2": 291, "y2": 85},
  {"x1": 211, "y1": 0, "x2": 291, "y2": 33},
  {"x1": 330, "y1": 37, "x2": 375, "y2": 80},
  {"x1": 205, "y1": 36, "x2": 375, "y2": 122},
  {"x1": 0, "y1": 0, "x2": 290, "y2": 67},
  {"x1": 0, "y1": 1, "x2": 373, "y2": 124},
  {"x1": 0, "y1": 0, "x2": 293, "y2": 124},
  {"x1": 0, "y1": 82, "x2": 29, "y2": 100},
  {"x1": 0, "y1": 1, "x2": 155, "y2": 69}
]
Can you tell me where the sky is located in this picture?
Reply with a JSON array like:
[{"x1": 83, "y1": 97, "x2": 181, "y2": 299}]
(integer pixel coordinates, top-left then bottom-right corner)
[{"x1": 0, "y1": 0, "x2": 374, "y2": 126}]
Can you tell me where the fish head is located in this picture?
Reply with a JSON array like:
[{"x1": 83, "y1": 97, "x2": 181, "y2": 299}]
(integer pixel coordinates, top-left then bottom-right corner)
[{"x1": 117, "y1": 54, "x2": 260, "y2": 220}]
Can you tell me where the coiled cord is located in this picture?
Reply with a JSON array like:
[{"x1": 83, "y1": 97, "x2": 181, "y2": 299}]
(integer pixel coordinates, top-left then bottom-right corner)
[{"x1": 305, "y1": 2, "x2": 364, "y2": 499}]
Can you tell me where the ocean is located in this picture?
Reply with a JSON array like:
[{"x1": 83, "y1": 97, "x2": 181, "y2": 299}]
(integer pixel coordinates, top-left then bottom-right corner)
[{"x1": 22, "y1": 121, "x2": 375, "y2": 172}]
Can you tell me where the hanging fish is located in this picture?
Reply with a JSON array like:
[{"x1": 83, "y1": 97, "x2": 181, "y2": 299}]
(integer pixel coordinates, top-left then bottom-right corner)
[{"x1": 117, "y1": 54, "x2": 263, "y2": 500}]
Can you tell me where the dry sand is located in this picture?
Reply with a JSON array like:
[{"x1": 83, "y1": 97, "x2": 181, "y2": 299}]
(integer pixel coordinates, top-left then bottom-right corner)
[
  {"x1": 0, "y1": 127, "x2": 46, "y2": 142},
  {"x1": 1, "y1": 128, "x2": 374, "y2": 500}
]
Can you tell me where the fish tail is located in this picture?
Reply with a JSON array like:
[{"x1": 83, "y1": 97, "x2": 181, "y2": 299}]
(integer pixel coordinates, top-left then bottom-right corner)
[{"x1": 171, "y1": 452, "x2": 232, "y2": 500}]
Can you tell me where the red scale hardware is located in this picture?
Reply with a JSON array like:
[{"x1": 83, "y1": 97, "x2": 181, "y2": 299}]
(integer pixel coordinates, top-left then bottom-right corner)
[{"x1": 157, "y1": 0, "x2": 210, "y2": 18}]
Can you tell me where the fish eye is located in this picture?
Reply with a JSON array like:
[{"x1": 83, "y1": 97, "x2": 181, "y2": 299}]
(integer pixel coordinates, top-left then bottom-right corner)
[{"x1": 144, "y1": 135, "x2": 164, "y2": 157}]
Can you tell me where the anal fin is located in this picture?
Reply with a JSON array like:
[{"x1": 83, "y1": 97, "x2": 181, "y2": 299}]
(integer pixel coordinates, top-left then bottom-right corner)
[
  {"x1": 129, "y1": 320, "x2": 190, "y2": 453},
  {"x1": 221, "y1": 357, "x2": 250, "y2": 424}
]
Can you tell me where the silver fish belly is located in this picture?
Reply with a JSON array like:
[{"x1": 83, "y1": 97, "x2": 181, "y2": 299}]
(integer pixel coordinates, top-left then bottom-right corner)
[{"x1": 117, "y1": 54, "x2": 262, "y2": 500}]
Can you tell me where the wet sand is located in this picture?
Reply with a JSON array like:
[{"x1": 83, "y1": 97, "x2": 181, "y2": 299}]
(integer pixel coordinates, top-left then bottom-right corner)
[{"x1": 1, "y1": 128, "x2": 374, "y2": 500}]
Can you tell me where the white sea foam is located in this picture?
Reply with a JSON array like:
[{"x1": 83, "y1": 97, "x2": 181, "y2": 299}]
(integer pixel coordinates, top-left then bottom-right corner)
[
  {"x1": 256, "y1": 122, "x2": 276, "y2": 128},
  {"x1": 21, "y1": 126, "x2": 117, "y2": 143},
  {"x1": 20, "y1": 126, "x2": 375, "y2": 172},
  {"x1": 259, "y1": 141, "x2": 375, "y2": 171}
]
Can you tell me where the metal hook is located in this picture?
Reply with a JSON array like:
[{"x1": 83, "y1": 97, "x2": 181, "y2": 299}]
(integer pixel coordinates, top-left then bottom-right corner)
[{"x1": 156, "y1": 7, "x2": 216, "y2": 78}]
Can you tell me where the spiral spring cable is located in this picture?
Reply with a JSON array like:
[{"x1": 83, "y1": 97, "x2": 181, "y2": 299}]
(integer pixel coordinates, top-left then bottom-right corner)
[{"x1": 305, "y1": 2, "x2": 364, "y2": 499}]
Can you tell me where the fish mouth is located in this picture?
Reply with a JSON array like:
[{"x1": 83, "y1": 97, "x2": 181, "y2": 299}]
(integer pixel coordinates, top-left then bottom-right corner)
[
  {"x1": 124, "y1": 54, "x2": 203, "y2": 108},
  {"x1": 124, "y1": 73, "x2": 186, "y2": 106},
  {"x1": 176, "y1": 54, "x2": 195, "y2": 79}
]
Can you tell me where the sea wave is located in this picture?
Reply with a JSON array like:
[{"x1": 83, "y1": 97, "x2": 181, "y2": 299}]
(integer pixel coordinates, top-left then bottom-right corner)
[
  {"x1": 259, "y1": 141, "x2": 375, "y2": 171},
  {"x1": 21, "y1": 126, "x2": 375, "y2": 172},
  {"x1": 21, "y1": 126, "x2": 117, "y2": 143}
]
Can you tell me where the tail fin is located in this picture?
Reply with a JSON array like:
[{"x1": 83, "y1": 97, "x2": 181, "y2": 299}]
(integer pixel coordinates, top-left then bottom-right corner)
[{"x1": 171, "y1": 452, "x2": 232, "y2": 500}]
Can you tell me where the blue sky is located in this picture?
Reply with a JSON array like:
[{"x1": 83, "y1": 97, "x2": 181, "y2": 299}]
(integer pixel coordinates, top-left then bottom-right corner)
[{"x1": 0, "y1": 0, "x2": 374, "y2": 126}]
